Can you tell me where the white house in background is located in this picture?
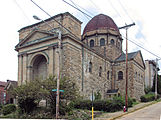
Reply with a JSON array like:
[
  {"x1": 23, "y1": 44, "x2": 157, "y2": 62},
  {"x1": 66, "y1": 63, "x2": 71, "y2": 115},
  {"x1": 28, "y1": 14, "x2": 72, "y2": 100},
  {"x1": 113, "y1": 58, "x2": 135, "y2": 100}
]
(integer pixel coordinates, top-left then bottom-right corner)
[{"x1": 145, "y1": 60, "x2": 157, "y2": 88}]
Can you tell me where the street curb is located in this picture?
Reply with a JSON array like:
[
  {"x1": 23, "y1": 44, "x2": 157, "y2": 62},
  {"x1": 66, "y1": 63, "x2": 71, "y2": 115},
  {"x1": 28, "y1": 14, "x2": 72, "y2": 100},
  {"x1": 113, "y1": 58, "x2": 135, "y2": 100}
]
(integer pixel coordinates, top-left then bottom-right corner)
[{"x1": 109, "y1": 100, "x2": 161, "y2": 120}]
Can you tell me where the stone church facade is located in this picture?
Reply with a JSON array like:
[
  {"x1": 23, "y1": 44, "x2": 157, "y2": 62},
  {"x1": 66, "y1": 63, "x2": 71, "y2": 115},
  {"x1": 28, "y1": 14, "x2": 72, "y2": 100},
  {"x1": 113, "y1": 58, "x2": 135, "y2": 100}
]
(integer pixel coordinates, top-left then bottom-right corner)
[{"x1": 15, "y1": 12, "x2": 145, "y2": 100}]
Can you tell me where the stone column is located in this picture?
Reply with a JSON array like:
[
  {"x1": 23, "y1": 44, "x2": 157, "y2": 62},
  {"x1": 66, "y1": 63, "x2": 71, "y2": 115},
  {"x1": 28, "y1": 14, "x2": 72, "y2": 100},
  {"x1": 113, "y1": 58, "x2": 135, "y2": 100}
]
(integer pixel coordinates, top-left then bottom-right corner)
[
  {"x1": 48, "y1": 46, "x2": 55, "y2": 76},
  {"x1": 27, "y1": 66, "x2": 32, "y2": 83},
  {"x1": 22, "y1": 54, "x2": 27, "y2": 84},
  {"x1": 18, "y1": 55, "x2": 22, "y2": 85}
]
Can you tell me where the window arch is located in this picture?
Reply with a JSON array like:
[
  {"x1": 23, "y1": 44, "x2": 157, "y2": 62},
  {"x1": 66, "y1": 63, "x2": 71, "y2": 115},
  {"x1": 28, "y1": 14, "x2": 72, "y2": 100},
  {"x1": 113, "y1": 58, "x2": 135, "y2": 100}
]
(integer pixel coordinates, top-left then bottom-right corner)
[
  {"x1": 89, "y1": 62, "x2": 92, "y2": 73},
  {"x1": 118, "y1": 41, "x2": 121, "y2": 48},
  {"x1": 90, "y1": 39, "x2": 94, "y2": 47},
  {"x1": 110, "y1": 39, "x2": 115, "y2": 45},
  {"x1": 118, "y1": 71, "x2": 123, "y2": 80},
  {"x1": 100, "y1": 38, "x2": 105, "y2": 46},
  {"x1": 99, "y1": 66, "x2": 102, "y2": 77}
]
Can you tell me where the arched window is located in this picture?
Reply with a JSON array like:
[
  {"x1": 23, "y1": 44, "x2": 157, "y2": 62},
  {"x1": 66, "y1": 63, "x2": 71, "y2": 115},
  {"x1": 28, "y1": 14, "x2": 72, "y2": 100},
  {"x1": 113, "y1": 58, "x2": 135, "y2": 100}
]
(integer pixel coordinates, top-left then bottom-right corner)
[
  {"x1": 90, "y1": 39, "x2": 94, "y2": 47},
  {"x1": 118, "y1": 42, "x2": 120, "y2": 48},
  {"x1": 89, "y1": 62, "x2": 92, "y2": 73},
  {"x1": 118, "y1": 71, "x2": 123, "y2": 80},
  {"x1": 100, "y1": 38, "x2": 105, "y2": 46},
  {"x1": 107, "y1": 71, "x2": 109, "y2": 80},
  {"x1": 110, "y1": 39, "x2": 115, "y2": 45},
  {"x1": 138, "y1": 74, "x2": 140, "y2": 80},
  {"x1": 99, "y1": 66, "x2": 102, "y2": 77},
  {"x1": 135, "y1": 72, "x2": 137, "y2": 78}
]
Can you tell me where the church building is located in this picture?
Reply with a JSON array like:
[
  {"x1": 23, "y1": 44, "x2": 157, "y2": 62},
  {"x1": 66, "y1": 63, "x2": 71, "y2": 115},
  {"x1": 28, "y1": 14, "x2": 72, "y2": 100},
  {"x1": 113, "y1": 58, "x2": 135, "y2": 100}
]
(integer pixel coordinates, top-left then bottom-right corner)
[{"x1": 15, "y1": 12, "x2": 145, "y2": 100}]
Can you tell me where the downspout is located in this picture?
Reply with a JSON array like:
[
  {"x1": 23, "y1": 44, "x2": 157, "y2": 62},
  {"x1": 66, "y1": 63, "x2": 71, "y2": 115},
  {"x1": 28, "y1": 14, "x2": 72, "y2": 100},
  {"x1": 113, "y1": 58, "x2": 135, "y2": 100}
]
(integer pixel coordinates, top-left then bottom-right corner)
[{"x1": 81, "y1": 46, "x2": 84, "y2": 91}]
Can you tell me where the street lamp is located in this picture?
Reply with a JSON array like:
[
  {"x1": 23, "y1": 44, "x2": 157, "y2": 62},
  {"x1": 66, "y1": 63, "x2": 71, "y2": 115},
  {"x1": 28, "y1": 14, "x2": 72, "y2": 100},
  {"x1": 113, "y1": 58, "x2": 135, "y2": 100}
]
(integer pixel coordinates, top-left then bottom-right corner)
[{"x1": 33, "y1": 15, "x2": 62, "y2": 119}]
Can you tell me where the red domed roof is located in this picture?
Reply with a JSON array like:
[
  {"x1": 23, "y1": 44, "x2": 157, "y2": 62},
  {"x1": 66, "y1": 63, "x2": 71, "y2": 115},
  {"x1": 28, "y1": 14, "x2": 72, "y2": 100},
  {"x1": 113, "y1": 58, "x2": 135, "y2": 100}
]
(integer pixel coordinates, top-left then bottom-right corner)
[{"x1": 83, "y1": 14, "x2": 119, "y2": 35}]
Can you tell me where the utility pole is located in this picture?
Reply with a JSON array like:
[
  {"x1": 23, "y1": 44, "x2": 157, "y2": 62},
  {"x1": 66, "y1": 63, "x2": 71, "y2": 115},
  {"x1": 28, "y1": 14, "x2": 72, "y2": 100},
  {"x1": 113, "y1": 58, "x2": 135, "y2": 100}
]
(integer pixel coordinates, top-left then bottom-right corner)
[
  {"x1": 155, "y1": 58, "x2": 158, "y2": 99},
  {"x1": 56, "y1": 30, "x2": 62, "y2": 119},
  {"x1": 119, "y1": 23, "x2": 135, "y2": 111},
  {"x1": 33, "y1": 15, "x2": 62, "y2": 118}
]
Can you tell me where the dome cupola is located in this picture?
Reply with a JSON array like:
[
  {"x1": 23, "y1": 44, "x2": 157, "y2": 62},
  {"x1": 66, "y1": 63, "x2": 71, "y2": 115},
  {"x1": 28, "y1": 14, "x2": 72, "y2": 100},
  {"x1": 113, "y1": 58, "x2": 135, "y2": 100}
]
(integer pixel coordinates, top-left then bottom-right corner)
[{"x1": 82, "y1": 14, "x2": 120, "y2": 38}]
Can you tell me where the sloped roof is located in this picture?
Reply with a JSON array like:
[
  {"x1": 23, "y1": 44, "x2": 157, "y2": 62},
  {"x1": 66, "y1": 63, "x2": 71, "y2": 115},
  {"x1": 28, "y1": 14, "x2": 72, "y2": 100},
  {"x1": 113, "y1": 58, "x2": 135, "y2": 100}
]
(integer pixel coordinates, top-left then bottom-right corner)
[
  {"x1": 0, "y1": 81, "x2": 7, "y2": 87},
  {"x1": 107, "y1": 89, "x2": 119, "y2": 94},
  {"x1": 4, "y1": 80, "x2": 17, "y2": 90},
  {"x1": 115, "y1": 51, "x2": 139, "y2": 62}
]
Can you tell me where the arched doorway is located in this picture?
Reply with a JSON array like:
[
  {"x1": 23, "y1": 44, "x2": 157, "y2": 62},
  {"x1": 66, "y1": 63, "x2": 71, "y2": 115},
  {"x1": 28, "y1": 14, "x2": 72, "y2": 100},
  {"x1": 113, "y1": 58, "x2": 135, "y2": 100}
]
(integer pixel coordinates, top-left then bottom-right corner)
[{"x1": 32, "y1": 55, "x2": 47, "y2": 80}]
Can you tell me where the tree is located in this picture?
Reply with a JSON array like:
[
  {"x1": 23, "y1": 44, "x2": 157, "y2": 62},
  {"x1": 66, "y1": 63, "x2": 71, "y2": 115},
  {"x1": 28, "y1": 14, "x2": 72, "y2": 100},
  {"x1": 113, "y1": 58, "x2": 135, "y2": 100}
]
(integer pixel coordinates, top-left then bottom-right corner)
[
  {"x1": 12, "y1": 80, "x2": 43, "y2": 113},
  {"x1": 152, "y1": 75, "x2": 161, "y2": 94},
  {"x1": 12, "y1": 76, "x2": 79, "y2": 115}
]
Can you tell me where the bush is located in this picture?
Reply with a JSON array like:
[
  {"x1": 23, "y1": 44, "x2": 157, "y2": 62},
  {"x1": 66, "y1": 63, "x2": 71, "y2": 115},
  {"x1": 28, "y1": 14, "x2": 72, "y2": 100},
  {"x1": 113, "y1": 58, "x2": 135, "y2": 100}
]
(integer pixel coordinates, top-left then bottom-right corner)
[
  {"x1": 108, "y1": 96, "x2": 124, "y2": 112},
  {"x1": 18, "y1": 97, "x2": 37, "y2": 113},
  {"x1": 127, "y1": 97, "x2": 133, "y2": 107},
  {"x1": 93, "y1": 100, "x2": 110, "y2": 111},
  {"x1": 140, "y1": 93, "x2": 155, "y2": 102},
  {"x1": 144, "y1": 87, "x2": 152, "y2": 94},
  {"x1": 72, "y1": 99, "x2": 91, "y2": 110},
  {"x1": 2, "y1": 104, "x2": 16, "y2": 115},
  {"x1": 71, "y1": 96, "x2": 134, "y2": 112}
]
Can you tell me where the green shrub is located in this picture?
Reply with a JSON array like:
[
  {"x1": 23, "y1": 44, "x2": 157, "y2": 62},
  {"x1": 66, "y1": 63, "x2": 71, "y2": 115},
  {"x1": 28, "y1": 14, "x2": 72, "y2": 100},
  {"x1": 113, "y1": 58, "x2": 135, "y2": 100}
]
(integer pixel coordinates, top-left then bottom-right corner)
[
  {"x1": 18, "y1": 97, "x2": 37, "y2": 113},
  {"x1": 71, "y1": 96, "x2": 134, "y2": 112},
  {"x1": 72, "y1": 99, "x2": 91, "y2": 110},
  {"x1": 94, "y1": 91, "x2": 102, "y2": 100},
  {"x1": 2, "y1": 104, "x2": 16, "y2": 115},
  {"x1": 144, "y1": 87, "x2": 152, "y2": 94},
  {"x1": 108, "y1": 96, "x2": 124, "y2": 112},
  {"x1": 93, "y1": 100, "x2": 109, "y2": 111},
  {"x1": 127, "y1": 97, "x2": 133, "y2": 107},
  {"x1": 140, "y1": 93, "x2": 155, "y2": 102}
]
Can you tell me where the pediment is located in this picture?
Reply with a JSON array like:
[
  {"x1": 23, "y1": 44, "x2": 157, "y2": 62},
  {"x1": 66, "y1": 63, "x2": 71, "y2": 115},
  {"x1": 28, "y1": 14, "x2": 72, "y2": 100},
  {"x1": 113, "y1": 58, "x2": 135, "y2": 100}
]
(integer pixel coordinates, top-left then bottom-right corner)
[
  {"x1": 18, "y1": 30, "x2": 54, "y2": 47},
  {"x1": 133, "y1": 51, "x2": 145, "y2": 69}
]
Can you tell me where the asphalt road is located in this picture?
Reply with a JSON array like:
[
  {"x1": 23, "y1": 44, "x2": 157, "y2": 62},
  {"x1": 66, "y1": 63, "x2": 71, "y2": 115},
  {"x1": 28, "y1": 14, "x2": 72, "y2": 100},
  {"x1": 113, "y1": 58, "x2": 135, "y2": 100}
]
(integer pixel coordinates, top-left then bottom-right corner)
[{"x1": 117, "y1": 102, "x2": 161, "y2": 120}]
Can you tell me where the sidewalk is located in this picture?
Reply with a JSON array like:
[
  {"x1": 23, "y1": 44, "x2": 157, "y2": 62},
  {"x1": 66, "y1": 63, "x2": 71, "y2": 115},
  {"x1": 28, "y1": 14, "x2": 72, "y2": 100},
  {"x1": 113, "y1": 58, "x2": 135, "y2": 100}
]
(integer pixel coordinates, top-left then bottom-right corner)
[{"x1": 94, "y1": 101, "x2": 159, "y2": 120}]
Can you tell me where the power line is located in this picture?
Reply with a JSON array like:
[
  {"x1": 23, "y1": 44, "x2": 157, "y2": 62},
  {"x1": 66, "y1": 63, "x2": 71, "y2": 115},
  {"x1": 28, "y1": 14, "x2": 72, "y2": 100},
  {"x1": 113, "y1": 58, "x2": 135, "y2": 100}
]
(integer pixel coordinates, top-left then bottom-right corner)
[
  {"x1": 30, "y1": 0, "x2": 80, "y2": 40},
  {"x1": 62, "y1": 0, "x2": 161, "y2": 59},
  {"x1": 88, "y1": 0, "x2": 102, "y2": 13},
  {"x1": 108, "y1": 0, "x2": 125, "y2": 23},
  {"x1": 122, "y1": 36, "x2": 161, "y2": 59},
  {"x1": 62, "y1": 0, "x2": 93, "y2": 19},
  {"x1": 117, "y1": 0, "x2": 134, "y2": 23},
  {"x1": 73, "y1": 0, "x2": 95, "y2": 17},
  {"x1": 13, "y1": 0, "x2": 31, "y2": 24},
  {"x1": 68, "y1": 0, "x2": 90, "y2": 20},
  {"x1": 30, "y1": 0, "x2": 161, "y2": 60}
]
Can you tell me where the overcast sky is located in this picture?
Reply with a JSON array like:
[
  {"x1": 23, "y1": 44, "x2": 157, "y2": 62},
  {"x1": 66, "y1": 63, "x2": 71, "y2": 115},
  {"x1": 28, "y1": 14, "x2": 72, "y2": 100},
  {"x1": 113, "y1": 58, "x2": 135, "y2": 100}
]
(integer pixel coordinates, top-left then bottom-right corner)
[{"x1": 0, "y1": 0, "x2": 161, "y2": 81}]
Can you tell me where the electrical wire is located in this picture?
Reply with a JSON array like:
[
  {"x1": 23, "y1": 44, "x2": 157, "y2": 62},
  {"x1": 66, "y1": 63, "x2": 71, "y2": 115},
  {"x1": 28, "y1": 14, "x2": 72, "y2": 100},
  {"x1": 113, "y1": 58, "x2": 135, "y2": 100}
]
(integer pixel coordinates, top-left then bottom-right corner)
[
  {"x1": 62, "y1": 0, "x2": 93, "y2": 19},
  {"x1": 117, "y1": 0, "x2": 134, "y2": 23},
  {"x1": 69, "y1": 0, "x2": 90, "y2": 20},
  {"x1": 13, "y1": 0, "x2": 32, "y2": 24},
  {"x1": 73, "y1": 0, "x2": 95, "y2": 17},
  {"x1": 122, "y1": 36, "x2": 161, "y2": 59},
  {"x1": 30, "y1": 0, "x2": 161, "y2": 60},
  {"x1": 88, "y1": 0, "x2": 103, "y2": 13},
  {"x1": 108, "y1": 0, "x2": 126, "y2": 24},
  {"x1": 30, "y1": 0, "x2": 80, "y2": 40}
]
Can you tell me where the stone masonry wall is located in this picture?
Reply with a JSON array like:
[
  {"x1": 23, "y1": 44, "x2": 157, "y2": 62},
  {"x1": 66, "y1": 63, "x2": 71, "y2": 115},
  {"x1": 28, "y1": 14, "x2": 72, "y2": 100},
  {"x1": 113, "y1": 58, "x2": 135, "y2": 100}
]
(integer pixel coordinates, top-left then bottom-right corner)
[
  {"x1": 114, "y1": 60, "x2": 144, "y2": 100},
  {"x1": 62, "y1": 38, "x2": 111, "y2": 99}
]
